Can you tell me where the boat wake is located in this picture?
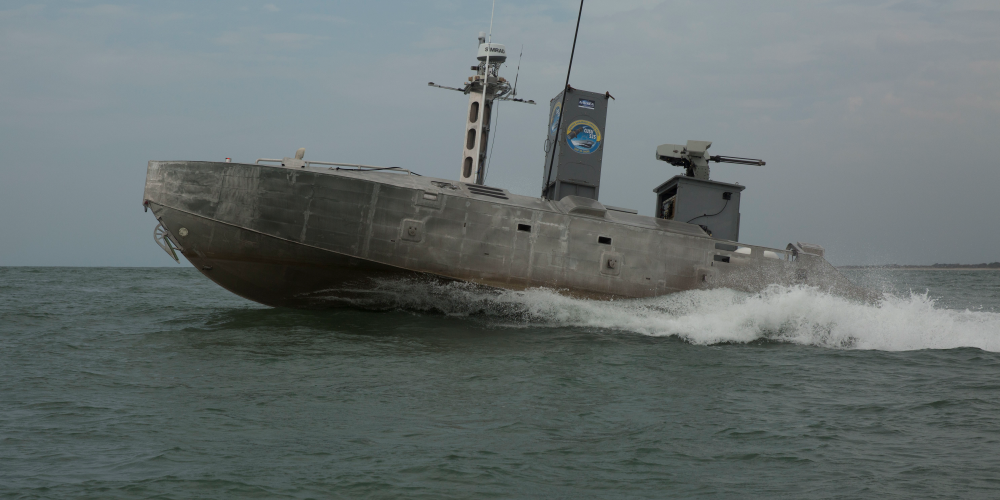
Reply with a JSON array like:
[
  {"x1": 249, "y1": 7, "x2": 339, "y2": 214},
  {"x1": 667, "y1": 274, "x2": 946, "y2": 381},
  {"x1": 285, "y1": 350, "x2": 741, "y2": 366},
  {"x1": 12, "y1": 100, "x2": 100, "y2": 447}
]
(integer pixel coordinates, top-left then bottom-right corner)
[{"x1": 322, "y1": 279, "x2": 1000, "y2": 352}]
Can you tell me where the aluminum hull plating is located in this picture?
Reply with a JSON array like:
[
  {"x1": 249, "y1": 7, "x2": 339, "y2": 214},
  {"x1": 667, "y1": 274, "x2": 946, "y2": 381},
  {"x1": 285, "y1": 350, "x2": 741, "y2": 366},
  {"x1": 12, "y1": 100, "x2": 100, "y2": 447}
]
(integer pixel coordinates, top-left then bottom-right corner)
[{"x1": 143, "y1": 161, "x2": 867, "y2": 308}]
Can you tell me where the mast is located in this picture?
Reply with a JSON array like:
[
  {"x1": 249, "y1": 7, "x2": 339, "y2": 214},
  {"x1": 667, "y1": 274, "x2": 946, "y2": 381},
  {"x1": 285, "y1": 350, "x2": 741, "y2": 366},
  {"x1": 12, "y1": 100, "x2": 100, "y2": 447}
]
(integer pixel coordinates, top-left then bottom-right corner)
[
  {"x1": 428, "y1": 6, "x2": 537, "y2": 185},
  {"x1": 460, "y1": 33, "x2": 497, "y2": 185},
  {"x1": 473, "y1": 0, "x2": 496, "y2": 185}
]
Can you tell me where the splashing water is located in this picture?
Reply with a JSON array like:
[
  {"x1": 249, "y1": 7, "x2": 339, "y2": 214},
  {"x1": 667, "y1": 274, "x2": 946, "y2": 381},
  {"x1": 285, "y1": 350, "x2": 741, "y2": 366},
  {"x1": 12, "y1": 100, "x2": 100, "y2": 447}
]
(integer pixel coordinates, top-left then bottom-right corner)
[
  {"x1": 4, "y1": 268, "x2": 1000, "y2": 498},
  {"x1": 332, "y1": 279, "x2": 1000, "y2": 352}
]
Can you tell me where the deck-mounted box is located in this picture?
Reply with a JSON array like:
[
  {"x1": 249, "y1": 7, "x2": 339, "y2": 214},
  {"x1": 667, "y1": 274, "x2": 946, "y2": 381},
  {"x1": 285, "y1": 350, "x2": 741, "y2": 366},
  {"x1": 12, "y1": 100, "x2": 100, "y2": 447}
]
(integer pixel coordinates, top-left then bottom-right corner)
[
  {"x1": 541, "y1": 88, "x2": 610, "y2": 201},
  {"x1": 653, "y1": 176, "x2": 745, "y2": 241}
]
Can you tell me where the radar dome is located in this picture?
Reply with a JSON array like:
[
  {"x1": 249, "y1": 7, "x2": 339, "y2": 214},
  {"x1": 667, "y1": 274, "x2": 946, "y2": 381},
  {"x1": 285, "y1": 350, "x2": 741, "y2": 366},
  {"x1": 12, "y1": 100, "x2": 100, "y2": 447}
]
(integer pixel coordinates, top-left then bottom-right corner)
[{"x1": 477, "y1": 43, "x2": 507, "y2": 63}]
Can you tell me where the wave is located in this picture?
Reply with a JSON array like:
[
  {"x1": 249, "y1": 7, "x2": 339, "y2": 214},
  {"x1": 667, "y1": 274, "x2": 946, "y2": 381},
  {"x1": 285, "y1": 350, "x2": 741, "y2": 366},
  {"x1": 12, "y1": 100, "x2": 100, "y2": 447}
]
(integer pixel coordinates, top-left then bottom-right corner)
[{"x1": 324, "y1": 279, "x2": 1000, "y2": 352}]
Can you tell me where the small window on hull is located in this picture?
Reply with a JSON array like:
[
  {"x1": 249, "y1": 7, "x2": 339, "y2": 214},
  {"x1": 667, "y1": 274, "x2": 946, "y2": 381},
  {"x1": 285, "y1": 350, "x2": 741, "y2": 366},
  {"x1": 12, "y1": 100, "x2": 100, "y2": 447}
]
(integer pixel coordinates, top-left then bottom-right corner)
[
  {"x1": 598, "y1": 236, "x2": 612, "y2": 245},
  {"x1": 517, "y1": 224, "x2": 531, "y2": 232}
]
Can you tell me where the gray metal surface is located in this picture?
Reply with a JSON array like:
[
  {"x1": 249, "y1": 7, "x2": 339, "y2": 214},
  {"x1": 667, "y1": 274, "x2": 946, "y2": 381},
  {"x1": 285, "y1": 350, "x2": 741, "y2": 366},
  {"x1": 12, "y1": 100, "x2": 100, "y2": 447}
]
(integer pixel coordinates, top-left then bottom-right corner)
[
  {"x1": 655, "y1": 140, "x2": 766, "y2": 180},
  {"x1": 657, "y1": 140, "x2": 713, "y2": 180},
  {"x1": 654, "y1": 176, "x2": 744, "y2": 241},
  {"x1": 542, "y1": 88, "x2": 610, "y2": 201},
  {"x1": 143, "y1": 160, "x2": 872, "y2": 308}
]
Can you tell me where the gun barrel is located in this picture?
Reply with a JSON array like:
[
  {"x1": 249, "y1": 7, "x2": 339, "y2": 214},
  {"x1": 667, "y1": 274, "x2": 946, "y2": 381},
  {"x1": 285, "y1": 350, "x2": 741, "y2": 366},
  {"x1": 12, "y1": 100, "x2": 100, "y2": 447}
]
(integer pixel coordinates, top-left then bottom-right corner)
[{"x1": 709, "y1": 155, "x2": 765, "y2": 166}]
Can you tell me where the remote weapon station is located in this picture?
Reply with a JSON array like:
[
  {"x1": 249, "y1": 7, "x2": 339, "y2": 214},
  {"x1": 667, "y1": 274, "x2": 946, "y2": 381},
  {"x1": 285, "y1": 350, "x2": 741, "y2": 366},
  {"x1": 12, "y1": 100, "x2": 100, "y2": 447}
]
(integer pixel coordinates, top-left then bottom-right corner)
[{"x1": 142, "y1": 23, "x2": 869, "y2": 308}]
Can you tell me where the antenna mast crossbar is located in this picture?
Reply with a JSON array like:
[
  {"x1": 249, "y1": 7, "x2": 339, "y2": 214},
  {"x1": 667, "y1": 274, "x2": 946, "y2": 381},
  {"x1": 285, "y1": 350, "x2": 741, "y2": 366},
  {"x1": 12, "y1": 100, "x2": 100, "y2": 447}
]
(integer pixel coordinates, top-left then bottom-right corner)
[{"x1": 426, "y1": 3, "x2": 536, "y2": 185}]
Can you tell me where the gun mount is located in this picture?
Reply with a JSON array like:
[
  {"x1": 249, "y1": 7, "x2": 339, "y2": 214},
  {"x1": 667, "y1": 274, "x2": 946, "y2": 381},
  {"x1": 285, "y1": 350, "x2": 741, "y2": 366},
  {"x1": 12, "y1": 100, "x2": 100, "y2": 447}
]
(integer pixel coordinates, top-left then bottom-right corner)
[
  {"x1": 655, "y1": 140, "x2": 765, "y2": 180},
  {"x1": 651, "y1": 140, "x2": 765, "y2": 241}
]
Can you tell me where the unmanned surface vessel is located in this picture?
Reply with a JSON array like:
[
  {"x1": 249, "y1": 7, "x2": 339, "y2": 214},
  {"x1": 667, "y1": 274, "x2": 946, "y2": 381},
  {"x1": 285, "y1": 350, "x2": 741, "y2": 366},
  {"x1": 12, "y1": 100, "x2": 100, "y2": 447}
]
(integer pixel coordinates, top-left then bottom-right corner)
[{"x1": 143, "y1": 33, "x2": 868, "y2": 308}]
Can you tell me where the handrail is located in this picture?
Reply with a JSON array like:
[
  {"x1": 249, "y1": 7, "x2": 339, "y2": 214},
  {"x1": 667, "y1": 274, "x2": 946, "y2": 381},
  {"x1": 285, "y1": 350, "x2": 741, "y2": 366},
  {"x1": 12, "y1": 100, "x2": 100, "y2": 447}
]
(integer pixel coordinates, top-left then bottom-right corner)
[{"x1": 254, "y1": 158, "x2": 419, "y2": 176}]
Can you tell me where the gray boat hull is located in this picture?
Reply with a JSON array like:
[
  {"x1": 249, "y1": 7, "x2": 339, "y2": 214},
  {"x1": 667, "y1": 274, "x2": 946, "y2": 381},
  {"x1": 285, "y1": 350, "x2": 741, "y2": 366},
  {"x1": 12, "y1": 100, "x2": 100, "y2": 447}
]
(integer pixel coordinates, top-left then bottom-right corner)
[{"x1": 143, "y1": 161, "x2": 869, "y2": 308}]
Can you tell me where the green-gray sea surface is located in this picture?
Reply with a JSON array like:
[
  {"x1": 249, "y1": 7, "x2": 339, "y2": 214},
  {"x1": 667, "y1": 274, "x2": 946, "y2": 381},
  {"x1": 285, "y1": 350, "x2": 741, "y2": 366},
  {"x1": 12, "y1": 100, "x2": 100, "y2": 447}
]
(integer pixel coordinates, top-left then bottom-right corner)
[{"x1": 2, "y1": 267, "x2": 1000, "y2": 499}]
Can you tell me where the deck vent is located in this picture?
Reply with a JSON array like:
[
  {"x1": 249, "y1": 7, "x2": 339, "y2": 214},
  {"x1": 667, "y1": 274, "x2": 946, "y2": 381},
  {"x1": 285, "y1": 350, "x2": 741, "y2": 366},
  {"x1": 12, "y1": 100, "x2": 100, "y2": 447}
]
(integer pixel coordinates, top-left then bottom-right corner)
[
  {"x1": 598, "y1": 236, "x2": 612, "y2": 245},
  {"x1": 464, "y1": 183, "x2": 508, "y2": 199}
]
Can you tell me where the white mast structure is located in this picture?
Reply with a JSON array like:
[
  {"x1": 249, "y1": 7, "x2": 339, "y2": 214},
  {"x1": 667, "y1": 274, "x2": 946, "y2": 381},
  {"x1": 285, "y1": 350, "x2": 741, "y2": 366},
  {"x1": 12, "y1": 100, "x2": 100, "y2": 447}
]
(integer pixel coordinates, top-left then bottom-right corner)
[
  {"x1": 427, "y1": 4, "x2": 535, "y2": 185},
  {"x1": 467, "y1": 1, "x2": 499, "y2": 185}
]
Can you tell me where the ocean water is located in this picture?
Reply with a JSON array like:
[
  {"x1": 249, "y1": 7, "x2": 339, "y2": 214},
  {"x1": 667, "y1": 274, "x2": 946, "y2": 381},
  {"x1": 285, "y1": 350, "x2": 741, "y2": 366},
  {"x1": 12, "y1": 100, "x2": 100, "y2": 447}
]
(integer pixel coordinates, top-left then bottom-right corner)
[{"x1": 2, "y1": 267, "x2": 1000, "y2": 499}]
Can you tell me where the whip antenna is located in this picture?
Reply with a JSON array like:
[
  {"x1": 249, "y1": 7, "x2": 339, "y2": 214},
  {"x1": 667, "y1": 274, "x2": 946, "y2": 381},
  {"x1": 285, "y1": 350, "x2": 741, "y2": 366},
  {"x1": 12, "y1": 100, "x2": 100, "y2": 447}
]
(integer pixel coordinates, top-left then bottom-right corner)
[
  {"x1": 467, "y1": 0, "x2": 496, "y2": 185},
  {"x1": 542, "y1": 0, "x2": 584, "y2": 199},
  {"x1": 513, "y1": 45, "x2": 523, "y2": 96},
  {"x1": 428, "y1": 1, "x2": 534, "y2": 184}
]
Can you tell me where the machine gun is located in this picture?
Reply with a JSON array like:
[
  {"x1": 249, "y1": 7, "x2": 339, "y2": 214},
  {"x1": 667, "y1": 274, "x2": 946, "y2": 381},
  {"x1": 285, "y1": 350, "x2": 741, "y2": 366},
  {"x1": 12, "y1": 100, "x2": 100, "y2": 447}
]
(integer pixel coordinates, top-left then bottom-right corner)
[{"x1": 655, "y1": 140, "x2": 765, "y2": 180}]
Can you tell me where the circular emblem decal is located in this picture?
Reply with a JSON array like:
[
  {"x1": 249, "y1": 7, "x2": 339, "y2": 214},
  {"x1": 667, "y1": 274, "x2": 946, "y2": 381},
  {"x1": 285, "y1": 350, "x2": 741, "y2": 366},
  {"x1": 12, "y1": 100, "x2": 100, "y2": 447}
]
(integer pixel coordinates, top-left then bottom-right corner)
[
  {"x1": 549, "y1": 102, "x2": 562, "y2": 136},
  {"x1": 565, "y1": 119, "x2": 601, "y2": 154}
]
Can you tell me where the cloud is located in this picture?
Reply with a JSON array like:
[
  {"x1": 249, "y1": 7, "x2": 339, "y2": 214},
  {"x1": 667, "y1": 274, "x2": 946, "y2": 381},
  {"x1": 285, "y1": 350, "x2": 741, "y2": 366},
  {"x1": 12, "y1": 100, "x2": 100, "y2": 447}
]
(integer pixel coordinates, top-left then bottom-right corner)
[
  {"x1": 413, "y1": 27, "x2": 460, "y2": 50},
  {"x1": 263, "y1": 4, "x2": 280, "y2": 13},
  {"x1": 1, "y1": 0, "x2": 999, "y2": 265},
  {"x1": 213, "y1": 30, "x2": 247, "y2": 46},
  {"x1": 63, "y1": 3, "x2": 134, "y2": 18},
  {"x1": 213, "y1": 30, "x2": 329, "y2": 49},
  {"x1": 0, "y1": 4, "x2": 44, "y2": 19},
  {"x1": 585, "y1": 0, "x2": 667, "y2": 16},
  {"x1": 304, "y1": 14, "x2": 351, "y2": 24},
  {"x1": 263, "y1": 32, "x2": 329, "y2": 48}
]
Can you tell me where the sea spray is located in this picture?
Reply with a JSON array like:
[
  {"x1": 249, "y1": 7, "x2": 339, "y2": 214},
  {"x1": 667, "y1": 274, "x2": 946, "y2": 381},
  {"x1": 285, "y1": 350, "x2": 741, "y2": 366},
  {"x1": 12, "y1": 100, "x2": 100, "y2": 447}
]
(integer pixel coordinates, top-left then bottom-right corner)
[
  {"x1": 4, "y1": 267, "x2": 1000, "y2": 498},
  {"x1": 335, "y1": 278, "x2": 1000, "y2": 352}
]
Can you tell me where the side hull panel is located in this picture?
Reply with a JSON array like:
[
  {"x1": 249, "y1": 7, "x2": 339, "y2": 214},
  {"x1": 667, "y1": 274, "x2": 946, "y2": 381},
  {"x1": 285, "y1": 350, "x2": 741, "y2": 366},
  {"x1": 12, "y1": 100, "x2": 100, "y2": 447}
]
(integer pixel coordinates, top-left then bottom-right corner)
[
  {"x1": 145, "y1": 161, "x2": 870, "y2": 307},
  {"x1": 152, "y1": 205, "x2": 435, "y2": 308}
]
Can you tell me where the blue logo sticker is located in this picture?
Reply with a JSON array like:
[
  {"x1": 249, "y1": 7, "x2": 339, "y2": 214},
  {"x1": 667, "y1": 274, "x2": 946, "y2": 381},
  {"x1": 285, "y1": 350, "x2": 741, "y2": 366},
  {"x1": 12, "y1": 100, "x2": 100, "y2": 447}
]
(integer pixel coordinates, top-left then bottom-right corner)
[
  {"x1": 578, "y1": 98, "x2": 595, "y2": 109},
  {"x1": 549, "y1": 102, "x2": 562, "y2": 136},
  {"x1": 566, "y1": 119, "x2": 601, "y2": 155}
]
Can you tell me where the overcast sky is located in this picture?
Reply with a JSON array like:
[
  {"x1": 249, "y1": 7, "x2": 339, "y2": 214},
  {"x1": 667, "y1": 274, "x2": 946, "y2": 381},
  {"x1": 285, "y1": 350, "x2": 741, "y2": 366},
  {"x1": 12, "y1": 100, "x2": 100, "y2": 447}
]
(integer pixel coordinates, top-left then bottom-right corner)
[{"x1": 1, "y1": 0, "x2": 998, "y2": 267}]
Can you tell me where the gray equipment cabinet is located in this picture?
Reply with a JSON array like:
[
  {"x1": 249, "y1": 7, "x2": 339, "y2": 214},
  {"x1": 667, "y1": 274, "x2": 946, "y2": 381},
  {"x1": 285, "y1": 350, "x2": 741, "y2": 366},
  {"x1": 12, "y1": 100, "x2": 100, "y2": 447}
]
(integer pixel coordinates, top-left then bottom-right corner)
[
  {"x1": 541, "y1": 89, "x2": 610, "y2": 201},
  {"x1": 653, "y1": 176, "x2": 745, "y2": 241}
]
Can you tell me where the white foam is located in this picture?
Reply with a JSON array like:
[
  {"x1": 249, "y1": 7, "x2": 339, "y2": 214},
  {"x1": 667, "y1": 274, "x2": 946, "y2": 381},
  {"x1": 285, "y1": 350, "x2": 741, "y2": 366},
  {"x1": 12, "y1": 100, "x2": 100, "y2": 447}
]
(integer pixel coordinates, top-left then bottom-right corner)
[{"x1": 347, "y1": 280, "x2": 1000, "y2": 352}]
